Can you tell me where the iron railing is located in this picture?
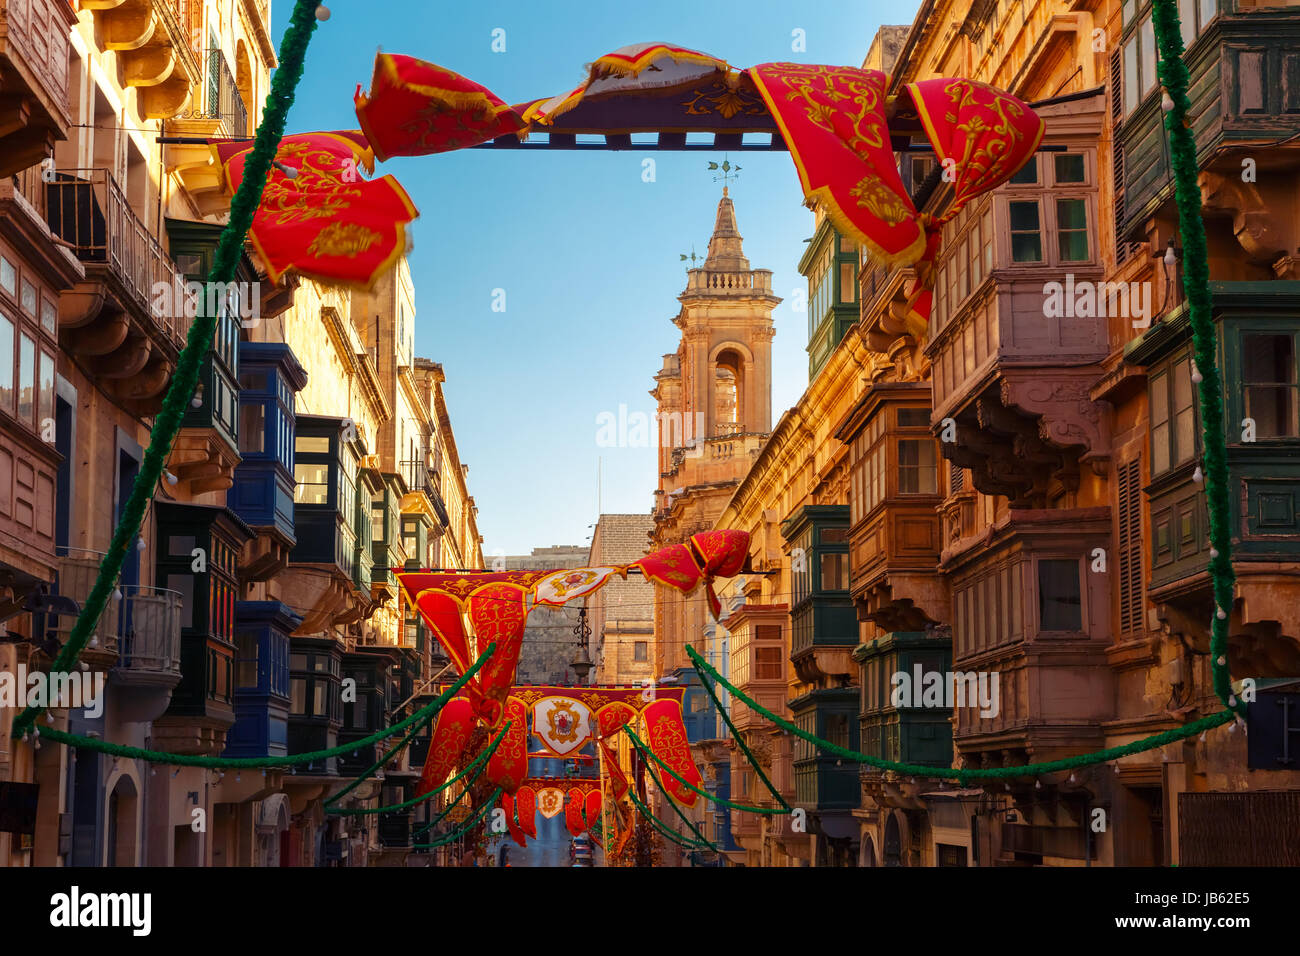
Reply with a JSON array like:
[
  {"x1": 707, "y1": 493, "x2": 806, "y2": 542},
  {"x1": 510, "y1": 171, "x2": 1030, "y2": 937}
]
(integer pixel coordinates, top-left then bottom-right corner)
[
  {"x1": 399, "y1": 459, "x2": 450, "y2": 525},
  {"x1": 203, "y1": 48, "x2": 248, "y2": 137},
  {"x1": 44, "y1": 167, "x2": 190, "y2": 346}
]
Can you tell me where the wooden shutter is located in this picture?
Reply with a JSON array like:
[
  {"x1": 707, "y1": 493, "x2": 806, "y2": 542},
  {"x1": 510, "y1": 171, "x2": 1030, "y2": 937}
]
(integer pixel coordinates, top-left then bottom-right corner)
[
  {"x1": 1110, "y1": 45, "x2": 1139, "y2": 266},
  {"x1": 1117, "y1": 458, "x2": 1144, "y2": 633}
]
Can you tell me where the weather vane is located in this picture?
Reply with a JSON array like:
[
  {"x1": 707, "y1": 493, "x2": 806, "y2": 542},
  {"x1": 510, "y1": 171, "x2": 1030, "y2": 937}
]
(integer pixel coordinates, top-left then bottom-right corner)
[
  {"x1": 679, "y1": 244, "x2": 703, "y2": 267},
  {"x1": 708, "y1": 156, "x2": 741, "y2": 188}
]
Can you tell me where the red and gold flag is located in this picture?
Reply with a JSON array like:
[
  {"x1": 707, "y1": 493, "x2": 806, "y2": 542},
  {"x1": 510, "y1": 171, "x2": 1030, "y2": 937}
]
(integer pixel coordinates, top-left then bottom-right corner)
[
  {"x1": 515, "y1": 785, "x2": 538, "y2": 839},
  {"x1": 485, "y1": 696, "x2": 529, "y2": 795},
  {"x1": 500, "y1": 791, "x2": 528, "y2": 847},
  {"x1": 416, "y1": 696, "x2": 475, "y2": 798},
  {"x1": 583, "y1": 791, "x2": 603, "y2": 832},
  {"x1": 356, "y1": 53, "x2": 526, "y2": 158},
  {"x1": 215, "y1": 130, "x2": 416, "y2": 289},
  {"x1": 629, "y1": 543, "x2": 703, "y2": 596},
  {"x1": 641, "y1": 698, "x2": 703, "y2": 808},
  {"x1": 565, "y1": 788, "x2": 588, "y2": 837},
  {"x1": 601, "y1": 741, "x2": 629, "y2": 801},
  {"x1": 467, "y1": 583, "x2": 531, "y2": 707},
  {"x1": 747, "y1": 64, "x2": 923, "y2": 269}
]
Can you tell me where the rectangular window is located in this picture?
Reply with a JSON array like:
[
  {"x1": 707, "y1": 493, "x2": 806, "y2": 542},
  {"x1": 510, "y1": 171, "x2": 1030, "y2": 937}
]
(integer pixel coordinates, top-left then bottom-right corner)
[
  {"x1": 1242, "y1": 332, "x2": 1298, "y2": 438},
  {"x1": 20, "y1": 280, "x2": 35, "y2": 316},
  {"x1": 819, "y1": 552, "x2": 848, "y2": 591},
  {"x1": 0, "y1": 311, "x2": 12, "y2": 413},
  {"x1": 1009, "y1": 158, "x2": 1038, "y2": 185},
  {"x1": 1123, "y1": 34, "x2": 1140, "y2": 115},
  {"x1": 38, "y1": 350, "x2": 53, "y2": 434},
  {"x1": 236, "y1": 631, "x2": 259, "y2": 688},
  {"x1": 1009, "y1": 201, "x2": 1042, "y2": 262},
  {"x1": 1151, "y1": 369, "x2": 1170, "y2": 475},
  {"x1": 294, "y1": 463, "x2": 330, "y2": 504},
  {"x1": 1055, "y1": 154, "x2": 1086, "y2": 184},
  {"x1": 982, "y1": 208, "x2": 993, "y2": 274},
  {"x1": 898, "y1": 407, "x2": 929, "y2": 428},
  {"x1": 295, "y1": 434, "x2": 330, "y2": 455},
  {"x1": 755, "y1": 645, "x2": 783, "y2": 680},
  {"x1": 1140, "y1": 16, "x2": 1157, "y2": 98},
  {"x1": 290, "y1": 678, "x2": 306, "y2": 715},
  {"x1": 839, "y1": 261, "x2": 856, "y2": 304},
  {"x1": 1038, "y1": 559, "x2": 1083, "y2": 631},
  {"x1": 1057, "y1": 199, "x2": 1089, "y2": 262},
  {"x1": 1173, "y1": 355, "x2": 1196, "y2": 465},
  {"x1": 633, "y1": 641, "x2": 648, "y2": 662},
  {"x1": 17, "y1": 332, "x2": 34, "y2": 424},
  {"x1": 41, "y1": 298, "x2": 57, "y2": 337},
  {"x1": 898, "y1": 438, "x2": 938, "y2": 494},
  {"x1": 239, "y1": 403, "x2": 266, "y2": 453}
]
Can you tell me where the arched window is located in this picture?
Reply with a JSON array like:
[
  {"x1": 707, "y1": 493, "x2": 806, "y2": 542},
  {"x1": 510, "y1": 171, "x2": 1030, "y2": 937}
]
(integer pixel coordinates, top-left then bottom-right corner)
[{"x1": 714, "y1": 348, "x2": 744, "y2": 435}]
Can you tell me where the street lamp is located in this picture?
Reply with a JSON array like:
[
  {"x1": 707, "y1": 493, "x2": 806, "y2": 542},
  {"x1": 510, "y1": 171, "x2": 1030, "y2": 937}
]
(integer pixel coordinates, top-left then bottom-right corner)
[{"x1": 571, "y1": 607, "x2": 594, "y2": 684}]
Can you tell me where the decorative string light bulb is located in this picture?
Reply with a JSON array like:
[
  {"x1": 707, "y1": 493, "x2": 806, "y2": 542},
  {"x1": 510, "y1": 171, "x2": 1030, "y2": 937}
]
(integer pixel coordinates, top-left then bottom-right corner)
[
  {"x1": 1193, "y1": 465, "x2": 1204, "y2": 483},
  {"x1": 316, "y1": 3, "x2": 331, "y2": 19},
  {"x1": 1161, "y1": 89, "x2": 1175, "y2": 112}
]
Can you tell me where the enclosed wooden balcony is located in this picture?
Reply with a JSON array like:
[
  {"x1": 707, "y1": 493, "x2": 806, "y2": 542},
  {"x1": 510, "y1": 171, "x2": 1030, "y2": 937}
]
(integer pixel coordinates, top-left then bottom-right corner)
[
  {"x1": 0, "y1": 0, "x2": 77, "y2": 176},
  {"x1": 1116, "y1": 7, "x2": 1300, "y2": 269},
  {"x1": 45, "y1": 167, "x2": 189, "y2": 416}
]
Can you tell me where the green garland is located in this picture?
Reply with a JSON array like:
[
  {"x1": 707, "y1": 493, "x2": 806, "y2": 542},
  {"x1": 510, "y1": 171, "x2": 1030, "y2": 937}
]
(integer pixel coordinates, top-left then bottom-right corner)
[
  {"x1": 34, "y1": 643, "x2": 493, "y2": 769},
  {"x1": 329, "y1": 720, "x2": 511, "y2": 816},
  {"x1": 324, "y1": 710, "x2": 435, "y2": 807},
  {"x1": 687, "y1": 645, "x2": 1234, "y2": 783},
  {"x1": 626, "y1": 786, "x2": 710, "y2": 850},
  {"x1": 1151, "y1": 0, "x2": 1240, "y2": 715},
  {"x1": 413, "y1": 756, "x2": 492, "y2": 837},
  {"x1": 624, "y1": 724, "x2": 788, "y2": 814},
  {"x1": 10, "y1": 0, "x2": 323, "y2": 742},
  {"x1": 690, "y1": 655, "x2": 791, "y2": 811},
  {"x1": 634, "y1": 754, "x2": 722, "y2": 853},
  {"x1": 413, "y1": 787, "x2": 503, "y2": 850}
]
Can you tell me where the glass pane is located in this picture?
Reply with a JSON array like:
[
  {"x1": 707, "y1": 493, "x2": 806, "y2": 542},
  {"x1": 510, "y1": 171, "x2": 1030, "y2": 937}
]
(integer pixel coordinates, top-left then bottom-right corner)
[
  {"x1": 1245, "y1": 386, "x2": 1298, "y2": 438},
  {"x1": 17, "y1": 333, "x2": 34, "y2": 423},
  {"x1": 1150, "y1": 371, "x2": 1169, "y2": 425},
  {"x1": 839, "y1": 262, "x2": 855, "y2": 303},
  {"x1": 20, "y1": 280, "x2": 36, "y2": 316},
  {"x1": 295, "y1": 434, "x2": 330, "y2": 455},
  {"x1": 1152, "y1": 422, "x2": 1171, "y2": 475},
  {"x1": 1009, "y1": 158, "x2": 1037, "y2": 184},
  {"x1": 38, "y1": 353, "x2": 59, "y2": 430},
  {"x1": 1038, "y1": 559, "x2": 1082, "y2": 631},
  {"x1": 167, "y1": 574, "x2": 195, "y2": 631},
  {"x1": 1179, "y1": 0, "x2": 1195, "y2": 50},
  {"x1": 1242, "y1": 333, "x2": 1294, "y2": 385},
  {"x1": 0, "y1": 257, "x2": 13, "y2": 295},
  {"x1": 1124, "y1": 36, "x2": 1139, "y2": 115},
  {"x1": 1140, "y1": 17, "x2": 1157, "y2": 96},
  {"x1": 1176, "y1": 408, "x2": 1196, "y2": 463},
  {"x1": 1059, "y1": 230, "x2": 1090, "y2": 262},
  {"x1": 898, "y1": 407, "x2": 929, "y2": 427},
  {"x1": 819, "y1": 552, "x2": 848, "y2": 591},
  {"x1": 1055, "y1": 154, "x2": 1086, "y2": 183},
  {"x1": 169, "y1": 534, "x2": 196, "y2": 558},
  {"x1": 1009, "y1": 200, "x2": 1039, "y2": 231},
  {"x1": 239, "y1": 402, "x2": 266, "y2": 454},
  {"x1": 1200, "y1": 0, "x2": 1216, "y2": 30},
  {"x1": 0, "y1": 312, "x2": 11, "y2": 412},
  {"x1": 1011, "y1": 232, "x2": 1043, "y2": 263},
  {"x1": 41, "y1": 298, "x2": 57, "y2": 337},
  {"x1": 1057, "y1": 198, "x2": 1088, "y2": 230},
  {"x1": 238, "y1": 370, "x2": 268, "y2": 392},
  {"x1": 294, "y1": 463, "x2": 330, "y2": 504},
  {"x1": 1173, "y1": 358, "x2": 1194, "y2": 411},
  {"x1": 290, "y1": 678, "x2": 306, "y2": 715}
]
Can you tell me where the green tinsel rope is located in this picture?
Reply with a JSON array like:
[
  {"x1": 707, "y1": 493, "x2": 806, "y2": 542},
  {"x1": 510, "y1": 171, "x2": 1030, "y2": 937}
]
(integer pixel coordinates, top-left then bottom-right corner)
[
  {"x1": 687, "y1": 645, "x2": 1234, "y2": 782},
  {"x1": 325, "y1": 709, "x2": 437, "y2": 808},
  {"x1": 10, "y1": 0, "x2": 323, "y2": 741},
  {"x1": 328, "y1": 721, "x2": 511, "y2": 817},
  {"x1": 412, "y1": 787, "x2": 502, "y2": 850},
  {"x1": 624, "y1": 724, "x2": 788, "y2": 815},
  {"x1": 413, "y1": 756, "x2": 491, "y2": 837},
  {"x1": 634, "y1": 754, "x2": 722, "y2": 853},
  {"x1": 690, "y1": 655, "x2": 791, "y2": 811},
  {"x1": 33, "y1": 643, "x2": 493, "y2": 769},
  {"x1": 626, "y1": 786, "x2": 710, "y2": 850},
  {"x1": 1151, "y1": 0, "x2": 1241, "y2": 716}
]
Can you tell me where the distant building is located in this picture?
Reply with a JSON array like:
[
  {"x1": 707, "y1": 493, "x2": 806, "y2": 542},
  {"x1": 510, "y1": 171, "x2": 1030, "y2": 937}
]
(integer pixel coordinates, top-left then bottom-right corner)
[
  {"x1": 588, "y1": 514, "x2": 655, "y2": 685},
  {"x1": 505, "y1": 545, "x2": 590, "y2": 685}
]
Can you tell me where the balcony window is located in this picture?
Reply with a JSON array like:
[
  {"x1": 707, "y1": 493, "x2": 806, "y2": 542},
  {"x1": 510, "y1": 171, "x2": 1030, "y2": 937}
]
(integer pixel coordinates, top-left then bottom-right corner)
[
  {"x1": 819, "y1": 552, "x2": 848, "y2": 591},
  {"x1": 17, "y1": 332, "x2": 33, "y2": 424},
  {"x1": 1056, "y1": 199, "x2": 1090, "y2": 262},
  {"x1": 1242, "y1": 332, "x2": 1298, "y2": 439},
  {"x1": 0, "y1": 312, "x2": 11, "y2": 414},
  {"x1": 755, "y1": 645, "x2": 783, "y2": 680},
  {"x1": 236, "y1": 630, "x2": 260, "y2": 688},
  {"x1": 898, "y1": 439, "x2": 938, "y2": 494},
  {"x1": 294, "y1": 463, "x2": 330, "y2": 504},
  {"x1": 1150, "y1": 350, "x2": 1199, "y2": 476},
  {"x1": 1038, "y1": 558, "x2": 1083, "y2": 631},
  {"x1": 1055, "y1": 153, "x2": 1086, "y2": 184},
  {"x1": 0, "y1": 257, "x2": 13, "y2": 296},
  {"x1": 1009, "y1": 201, "x2": 1042, "y2": 263},
  {"x1": 1009, "y1": 157, "x2": 1038, "y2": 185}
]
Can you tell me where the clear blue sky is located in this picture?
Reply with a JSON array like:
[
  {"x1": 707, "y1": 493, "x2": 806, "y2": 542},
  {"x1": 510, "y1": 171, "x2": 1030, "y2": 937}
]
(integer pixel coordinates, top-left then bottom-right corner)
[{"x1": 273, "y1": 1, "x2": 917, "y2": 557}]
